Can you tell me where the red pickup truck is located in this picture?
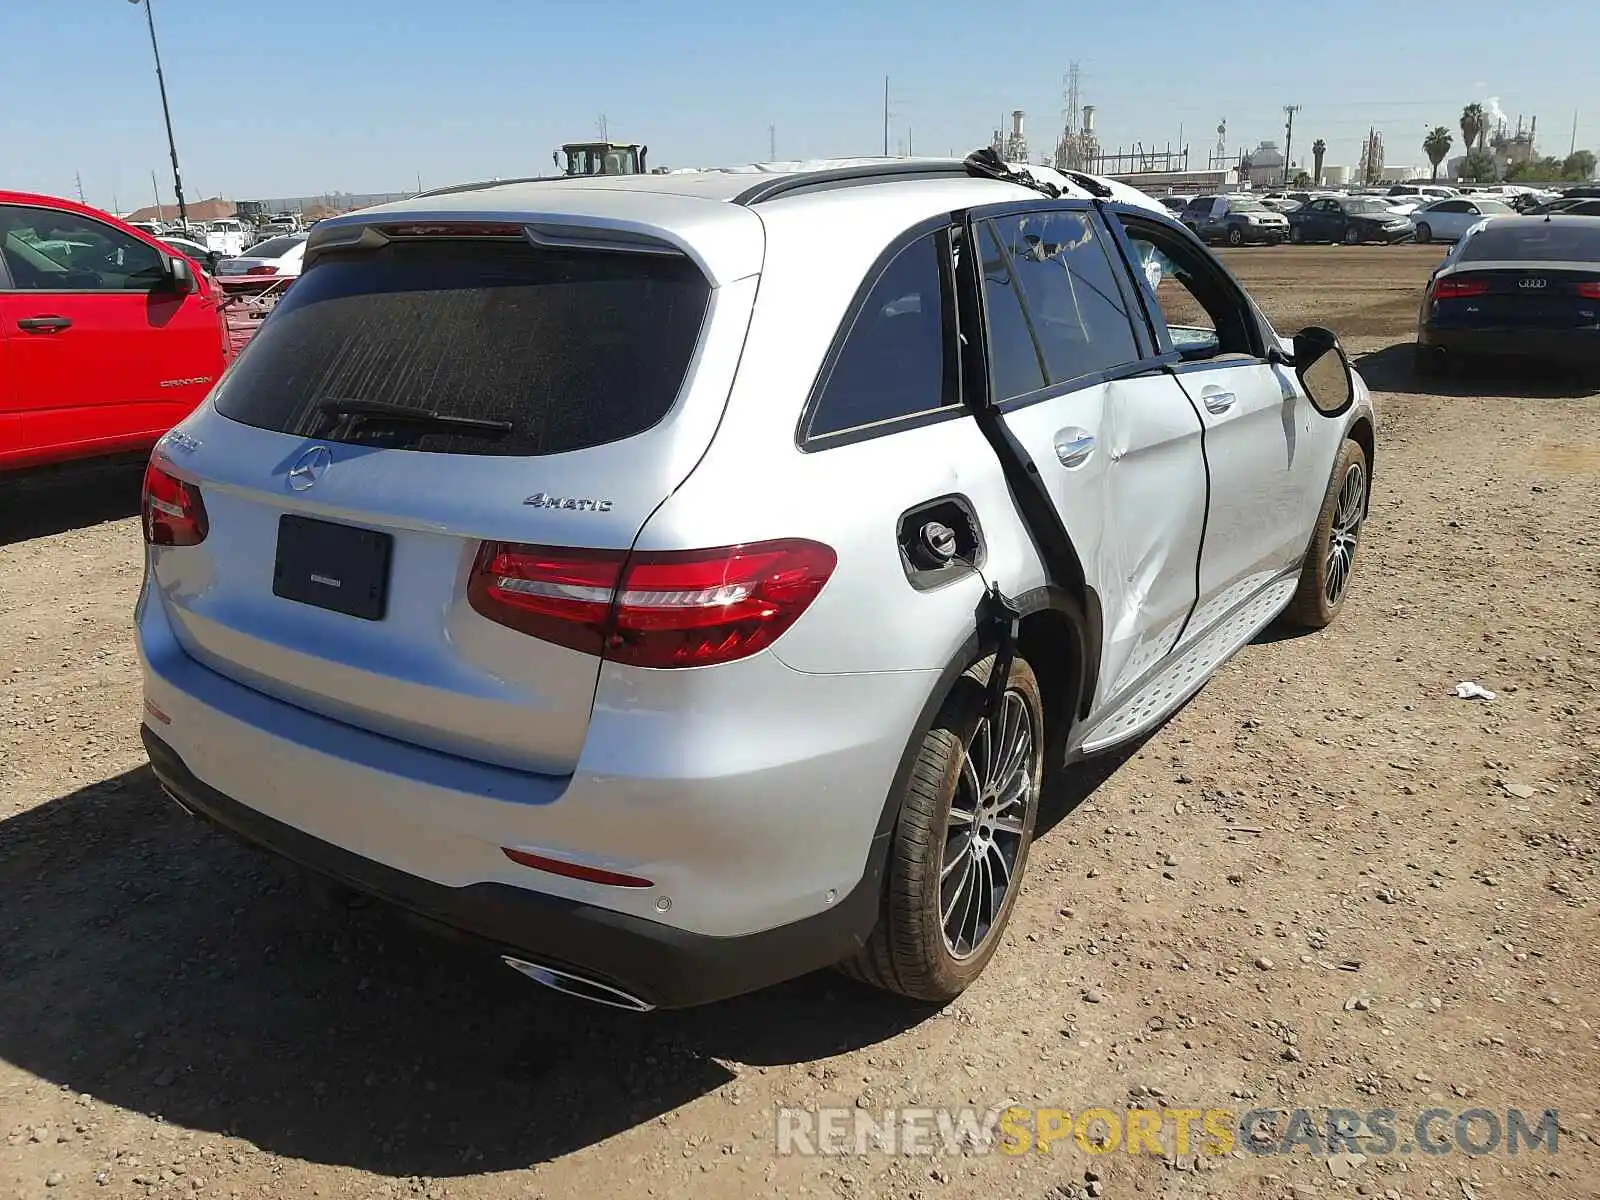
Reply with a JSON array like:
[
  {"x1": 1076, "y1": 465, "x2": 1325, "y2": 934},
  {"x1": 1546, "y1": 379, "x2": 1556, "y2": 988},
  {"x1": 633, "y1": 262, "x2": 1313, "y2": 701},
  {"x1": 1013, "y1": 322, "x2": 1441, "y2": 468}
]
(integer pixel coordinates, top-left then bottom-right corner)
[{"x1": 0, "y1": 191, "x2": 229, "y2": 473}]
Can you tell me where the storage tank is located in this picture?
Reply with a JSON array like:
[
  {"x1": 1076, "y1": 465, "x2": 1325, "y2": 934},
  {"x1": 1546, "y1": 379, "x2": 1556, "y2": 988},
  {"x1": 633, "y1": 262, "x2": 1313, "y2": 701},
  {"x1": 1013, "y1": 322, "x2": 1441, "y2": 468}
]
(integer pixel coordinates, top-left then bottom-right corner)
[{"x1": 1322, "y1": 164, "x2": 1351, "y2": 187}]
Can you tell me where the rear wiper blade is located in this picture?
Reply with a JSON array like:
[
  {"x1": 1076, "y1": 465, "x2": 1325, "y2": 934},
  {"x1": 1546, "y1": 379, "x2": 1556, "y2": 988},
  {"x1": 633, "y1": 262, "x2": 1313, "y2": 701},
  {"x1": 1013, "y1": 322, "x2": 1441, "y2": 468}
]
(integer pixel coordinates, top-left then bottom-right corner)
[{"x1": 315, "y1": 397, "x2": 512, "y2": 435}]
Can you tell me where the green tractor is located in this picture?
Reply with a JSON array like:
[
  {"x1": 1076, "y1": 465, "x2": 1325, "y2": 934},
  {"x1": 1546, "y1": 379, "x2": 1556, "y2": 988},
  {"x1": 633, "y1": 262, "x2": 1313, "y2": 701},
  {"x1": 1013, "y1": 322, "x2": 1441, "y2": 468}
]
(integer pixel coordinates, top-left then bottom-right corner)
[{"x1": 554, "y1": 141, "x2": 649, "y2": 177}]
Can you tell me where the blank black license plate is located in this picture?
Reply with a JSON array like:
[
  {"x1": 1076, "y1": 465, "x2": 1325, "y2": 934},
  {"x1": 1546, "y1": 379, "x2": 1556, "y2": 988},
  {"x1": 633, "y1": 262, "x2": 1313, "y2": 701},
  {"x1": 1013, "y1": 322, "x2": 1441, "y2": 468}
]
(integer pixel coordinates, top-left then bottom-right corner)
[{"x1": 272, "y1": 515, "x2": 392, "y2": 621}]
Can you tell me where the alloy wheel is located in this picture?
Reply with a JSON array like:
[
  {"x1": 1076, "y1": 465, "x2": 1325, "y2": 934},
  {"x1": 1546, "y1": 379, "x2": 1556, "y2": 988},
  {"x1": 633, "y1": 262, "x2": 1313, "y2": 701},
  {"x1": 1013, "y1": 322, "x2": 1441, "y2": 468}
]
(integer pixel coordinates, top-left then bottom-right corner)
[
  {"x1": 1324, "y1": 461, "x2": 1366, "y2": 606},
  {"x1": 940, "y1": 690, "x2": 1036, "y2": 959}
]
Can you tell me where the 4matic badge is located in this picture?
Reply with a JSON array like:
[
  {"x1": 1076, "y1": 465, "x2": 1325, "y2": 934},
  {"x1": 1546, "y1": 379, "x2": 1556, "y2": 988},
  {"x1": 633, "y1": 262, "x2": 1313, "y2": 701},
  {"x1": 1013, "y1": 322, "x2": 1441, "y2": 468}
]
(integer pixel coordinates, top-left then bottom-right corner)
[{"x1": 523, "y1": 492, "x2": 613, "y2": 512}]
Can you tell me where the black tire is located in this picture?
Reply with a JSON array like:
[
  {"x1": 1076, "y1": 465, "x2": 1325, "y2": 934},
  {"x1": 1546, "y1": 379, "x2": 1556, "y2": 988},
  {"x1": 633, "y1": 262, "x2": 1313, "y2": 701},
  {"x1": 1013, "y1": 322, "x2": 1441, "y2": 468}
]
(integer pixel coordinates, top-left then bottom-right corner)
[
  {"x1": 838, "y1": 654, "x2": 1045, "y2": 1002},
  {"x1": 1343, "y1": 226, "x2": 1363, "y2": 245},
  {"x1": 1283, "y1": 439, "x2": 1369, "y2": 630},
  {"x1": 1413, "y1": 343, "x2": 1447, "y2": 377},
  {"x1": 1414, "y1": 222, "x2": 1432, "y2": 244},
  {"x1": 1289, "y1": 225, "x2": 1305, "y2": 244},
  {"x1": 1226, "y1": 224, "x2": 1245, "y2": 247}
]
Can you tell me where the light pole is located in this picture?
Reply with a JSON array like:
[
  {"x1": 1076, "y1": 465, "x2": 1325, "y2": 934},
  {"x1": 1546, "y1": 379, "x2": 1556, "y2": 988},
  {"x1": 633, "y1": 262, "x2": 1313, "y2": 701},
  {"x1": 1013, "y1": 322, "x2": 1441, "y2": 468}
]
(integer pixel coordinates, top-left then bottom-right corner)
[{"x1": 129, "y1": 0, "x2": 188, "y2": 227}]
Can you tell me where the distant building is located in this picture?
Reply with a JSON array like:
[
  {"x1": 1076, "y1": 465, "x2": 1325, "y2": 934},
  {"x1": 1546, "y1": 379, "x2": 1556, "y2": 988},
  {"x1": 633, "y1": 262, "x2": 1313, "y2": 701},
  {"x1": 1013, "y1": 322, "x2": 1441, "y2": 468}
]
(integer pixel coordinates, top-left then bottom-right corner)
[
  {"x1": 1241, "y1": 141, "x2": 1286, "y2": 187},
  {"x1": 1104, "y1": 168, "x2": 1230, "y2": 193},
  {"x1": 1322, "y1": 165, "x2": 1352, "y2": 187}
]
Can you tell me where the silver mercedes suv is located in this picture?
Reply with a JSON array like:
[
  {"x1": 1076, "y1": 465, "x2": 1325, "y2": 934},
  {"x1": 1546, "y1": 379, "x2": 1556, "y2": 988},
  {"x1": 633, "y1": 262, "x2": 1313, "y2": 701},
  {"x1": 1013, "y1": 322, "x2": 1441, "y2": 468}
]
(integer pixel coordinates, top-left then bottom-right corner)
[{"x1": 137, "y1": 152, "x2": 1377, "y2": 1010}]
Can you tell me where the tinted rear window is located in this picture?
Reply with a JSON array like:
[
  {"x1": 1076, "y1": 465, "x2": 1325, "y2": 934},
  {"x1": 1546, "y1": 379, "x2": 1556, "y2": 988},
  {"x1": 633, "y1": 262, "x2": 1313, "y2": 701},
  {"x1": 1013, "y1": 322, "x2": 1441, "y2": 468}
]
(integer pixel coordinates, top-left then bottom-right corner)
[
  {"x1": 212, "y1": 239, "x2": 710, "y2": 456},
  {"x1": 245, "y1": 235, "x2": 304, "y2": 258},
  {"x1": 1459, "y1": 222, "x2": 1600, "y2": 262}
]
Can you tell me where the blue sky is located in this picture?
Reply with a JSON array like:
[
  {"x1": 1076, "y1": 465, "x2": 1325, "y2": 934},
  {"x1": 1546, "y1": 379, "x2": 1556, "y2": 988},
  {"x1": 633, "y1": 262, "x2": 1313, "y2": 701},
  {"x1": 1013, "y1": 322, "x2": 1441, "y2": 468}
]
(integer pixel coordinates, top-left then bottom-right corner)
[{"x1": 5, "y1": 0, "x2": 1598, "y2": 212}]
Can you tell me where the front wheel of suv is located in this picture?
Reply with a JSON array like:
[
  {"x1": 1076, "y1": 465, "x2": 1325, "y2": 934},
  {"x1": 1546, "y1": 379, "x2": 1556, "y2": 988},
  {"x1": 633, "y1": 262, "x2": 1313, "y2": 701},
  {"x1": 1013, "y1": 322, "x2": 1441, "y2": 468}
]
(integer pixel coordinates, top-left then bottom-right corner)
[
  {"x1": 839, "y1": 654, "x2": 1044, "y2": 1003},
  {"x1": 1283, "y1": 438, "x2": 1369, "y2": 630}
]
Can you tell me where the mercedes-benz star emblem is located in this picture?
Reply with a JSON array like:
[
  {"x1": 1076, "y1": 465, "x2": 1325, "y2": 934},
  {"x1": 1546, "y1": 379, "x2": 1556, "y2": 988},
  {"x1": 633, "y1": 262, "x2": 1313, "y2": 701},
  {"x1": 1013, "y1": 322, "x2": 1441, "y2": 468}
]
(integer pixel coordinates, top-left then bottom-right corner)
[{"x1": 287, "y1": 445, "x2": 333, "y2": 491}]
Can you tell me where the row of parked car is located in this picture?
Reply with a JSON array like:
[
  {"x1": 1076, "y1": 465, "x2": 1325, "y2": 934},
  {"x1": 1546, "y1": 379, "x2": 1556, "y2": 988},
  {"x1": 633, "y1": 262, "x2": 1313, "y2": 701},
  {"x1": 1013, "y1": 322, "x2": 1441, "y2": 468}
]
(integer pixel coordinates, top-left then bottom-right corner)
[{"x1": 1167, "y1": 185, "x2": 1600, "y2": 248}]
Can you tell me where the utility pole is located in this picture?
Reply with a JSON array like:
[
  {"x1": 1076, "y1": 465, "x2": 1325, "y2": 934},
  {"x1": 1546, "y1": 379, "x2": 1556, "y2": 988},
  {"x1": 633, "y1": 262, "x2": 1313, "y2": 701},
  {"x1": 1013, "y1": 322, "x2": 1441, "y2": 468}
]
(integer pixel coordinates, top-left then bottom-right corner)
[
  {"x1": 75, "y1": 171, "x2": 86, "y2": 204},
  {"x1": 598, "y1": 112, "x2": 608, "y2": 142},
  {"x1": 769, "y1": 124, "x2": 776, "y2": 160},
  {"x1": 1572, "y1": 111, "x2": 1580, "y2": 157},
  {"x1": 151, "y1": 170, "x2": 162, "y2": 218},
  {"x1": 1282, "y1": 104, "x2": 1301, "y2": 186},
  {"x1": 132, "y1": 0, "x2": 188, "y2": 227},
  {"x1": 883, "y1": 76, "x2": 890, "y2": 157}
]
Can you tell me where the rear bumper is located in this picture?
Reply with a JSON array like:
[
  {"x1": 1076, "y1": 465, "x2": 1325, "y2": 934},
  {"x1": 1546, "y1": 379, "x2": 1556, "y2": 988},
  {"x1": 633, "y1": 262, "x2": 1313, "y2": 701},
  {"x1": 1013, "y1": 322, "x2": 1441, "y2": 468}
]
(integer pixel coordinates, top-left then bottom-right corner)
[
  {"x1": 143, "y1": 726, "x2": 883, "y2": 1009},
  {"x1": 1418, "y1": 325, "x2": 1600, "y2": 363}
]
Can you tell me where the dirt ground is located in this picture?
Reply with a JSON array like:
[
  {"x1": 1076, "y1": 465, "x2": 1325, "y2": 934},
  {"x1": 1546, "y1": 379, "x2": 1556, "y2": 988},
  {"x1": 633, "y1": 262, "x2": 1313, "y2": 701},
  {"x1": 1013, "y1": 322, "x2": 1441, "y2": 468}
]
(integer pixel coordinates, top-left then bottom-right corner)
[{"x1": 2, "y1": 245, "x2": 1598, "y2": 1200}]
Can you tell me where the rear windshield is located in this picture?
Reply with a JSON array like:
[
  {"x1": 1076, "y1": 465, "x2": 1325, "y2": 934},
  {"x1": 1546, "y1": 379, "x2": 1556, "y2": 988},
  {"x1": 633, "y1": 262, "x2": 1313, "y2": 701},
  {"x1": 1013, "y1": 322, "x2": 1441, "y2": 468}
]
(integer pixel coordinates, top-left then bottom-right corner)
[
  {"x1": 244, "y1": 235, "x2": 303, "y2": 258},
  {"x1": 212, "y1": 238, "x2": 711, "y2": 456},
  {"x1": 1459, "y1": 222, "x2": 1600, "y2": 262},
  {"x1": 1230, "y1": 199, "x2": 1270, "y2": 213}
]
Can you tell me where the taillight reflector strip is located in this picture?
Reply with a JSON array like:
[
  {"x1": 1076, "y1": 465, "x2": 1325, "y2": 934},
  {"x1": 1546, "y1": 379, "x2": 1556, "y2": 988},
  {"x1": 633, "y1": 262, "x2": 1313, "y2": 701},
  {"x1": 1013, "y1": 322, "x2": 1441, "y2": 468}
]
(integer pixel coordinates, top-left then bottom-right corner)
[
  {"x1": 467, "y1": 538, "x2": 837, "y2": 668},
  {"x1": 1575, "y1": 281, "x2": 1600, "y2": 299},
  {"x1": 502, "y1": 847, "x2": 653, "y2": 889}
]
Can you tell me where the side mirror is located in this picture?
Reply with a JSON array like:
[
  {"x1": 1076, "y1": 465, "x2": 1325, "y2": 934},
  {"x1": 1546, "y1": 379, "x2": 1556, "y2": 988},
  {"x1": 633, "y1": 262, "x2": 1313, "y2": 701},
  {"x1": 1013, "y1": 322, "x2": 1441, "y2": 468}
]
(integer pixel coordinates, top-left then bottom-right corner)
[
  {"x1": 163, "y1": 254, "x2": 198, "y2": 294},
  {"x1": 1292, "y1": 326, "x2": 1355, "y2": 417}
]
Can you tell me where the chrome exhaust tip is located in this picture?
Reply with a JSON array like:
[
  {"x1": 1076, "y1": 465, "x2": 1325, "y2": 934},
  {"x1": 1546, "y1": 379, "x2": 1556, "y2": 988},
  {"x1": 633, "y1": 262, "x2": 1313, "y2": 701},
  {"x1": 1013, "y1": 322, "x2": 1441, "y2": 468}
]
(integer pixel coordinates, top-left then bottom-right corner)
[{"x1": 500, "y1": 956, "x2": 654, "y2": 1012}]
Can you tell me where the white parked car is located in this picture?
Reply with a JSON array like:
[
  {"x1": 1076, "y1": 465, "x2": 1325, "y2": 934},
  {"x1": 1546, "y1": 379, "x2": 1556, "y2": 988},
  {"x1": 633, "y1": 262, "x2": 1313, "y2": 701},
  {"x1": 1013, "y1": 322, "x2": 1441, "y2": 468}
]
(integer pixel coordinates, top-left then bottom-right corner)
[
  {"x1": 213, "y1": 233, "x2": 307, "y2": 293},
  {"x1": 203, "y1": 218, "x2": 250, "y2": 258},
  {"x1": 1408, "y1": 196, "x2": 1518, "y2": 243}
]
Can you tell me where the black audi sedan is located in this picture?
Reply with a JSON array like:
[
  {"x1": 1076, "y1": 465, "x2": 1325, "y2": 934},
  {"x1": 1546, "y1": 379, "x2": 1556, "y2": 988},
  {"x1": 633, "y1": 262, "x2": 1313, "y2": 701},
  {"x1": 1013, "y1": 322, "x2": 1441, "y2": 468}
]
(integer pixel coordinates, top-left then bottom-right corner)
[{"x1": 1415, "y1": 215, "x2": 1600, "y2": 374}]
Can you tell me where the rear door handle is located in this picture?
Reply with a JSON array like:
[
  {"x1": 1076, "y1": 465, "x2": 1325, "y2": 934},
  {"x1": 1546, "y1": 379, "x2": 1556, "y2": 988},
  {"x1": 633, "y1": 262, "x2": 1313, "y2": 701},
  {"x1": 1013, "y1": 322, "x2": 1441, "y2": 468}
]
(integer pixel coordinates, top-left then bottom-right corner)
[
  {"x1": 1201, "y1": 387, "x2": 1236, "y2": 414},
  {"x1": 17, "y1": 316, "x2": 72, "y2": 333},
  {"x1": 1053, "y1": 428, "x2": 1096, "y2": 468}
]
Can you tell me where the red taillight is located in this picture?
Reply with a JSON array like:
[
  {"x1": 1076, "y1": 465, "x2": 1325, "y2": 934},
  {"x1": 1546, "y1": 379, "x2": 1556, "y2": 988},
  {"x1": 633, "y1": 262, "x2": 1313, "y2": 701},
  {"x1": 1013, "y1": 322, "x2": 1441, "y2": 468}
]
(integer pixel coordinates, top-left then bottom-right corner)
[
  {"x1": 1433, "y1": 276, "x2": 1489, "y2": 299},
  {"x1": 1576, "y1": 281, "x2": 1600, "y2": 299},
  {"x1": 141, "y1": 463, "x2": 208, "y2": 547},
  {"x1": 467, "y1": 544, "x2": 622, "y2": 655},
  {"x1": 468, "y1": 539, "x2": 837, "y2": 668},
  {"x1": 244, "y1": 264, "x2": 278, "y2": 276}
]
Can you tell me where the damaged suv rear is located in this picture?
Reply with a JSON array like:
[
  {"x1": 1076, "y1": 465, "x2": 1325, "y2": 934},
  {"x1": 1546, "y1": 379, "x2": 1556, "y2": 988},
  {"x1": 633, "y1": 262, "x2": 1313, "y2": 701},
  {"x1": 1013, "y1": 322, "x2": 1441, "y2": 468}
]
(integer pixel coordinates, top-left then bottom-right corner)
[{"x1": 139, "y1": 154, "x2": 1376, "y2": 1009}]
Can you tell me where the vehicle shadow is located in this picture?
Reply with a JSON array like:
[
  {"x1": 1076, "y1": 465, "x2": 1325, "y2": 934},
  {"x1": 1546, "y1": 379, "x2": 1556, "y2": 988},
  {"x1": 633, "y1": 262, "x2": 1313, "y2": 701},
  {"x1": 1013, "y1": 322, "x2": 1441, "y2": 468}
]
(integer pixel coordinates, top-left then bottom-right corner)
[
  {"x1": 1036, "y1": 738, "x2": 1146, "y2": 839},
  {"x1": 0, "y1": 767, "x2": 931, "y2": 1177},
  {"x1": 1354, "y1": 342, "x2": 1600, "y2": 399},
  {"x1": 0, "y1": 461, "x2": 145, "y2": 545}
]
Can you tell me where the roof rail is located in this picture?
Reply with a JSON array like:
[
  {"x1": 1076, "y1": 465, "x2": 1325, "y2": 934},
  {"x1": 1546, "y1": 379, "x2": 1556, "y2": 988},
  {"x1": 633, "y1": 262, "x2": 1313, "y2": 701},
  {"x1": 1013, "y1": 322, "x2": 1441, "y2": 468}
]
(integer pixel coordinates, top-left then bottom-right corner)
[
  {"x1": 732, "y1": 149, "x2": 1083, "y2": 206},
  {"x1": 416, "y1": 174, "x2": 568, "y2": 199},
  {"x1": 731, "y1": 159, "x2": 972, "y2": 206}
]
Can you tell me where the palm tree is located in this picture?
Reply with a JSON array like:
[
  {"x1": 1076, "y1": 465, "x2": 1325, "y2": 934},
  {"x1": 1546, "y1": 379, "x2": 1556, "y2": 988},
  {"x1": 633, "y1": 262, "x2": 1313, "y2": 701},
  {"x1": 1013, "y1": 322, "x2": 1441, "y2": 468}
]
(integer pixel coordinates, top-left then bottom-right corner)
[
  {"x1": 1461, "y1": 104, "x2": 1487, "y2": 154},
  {"x1": 1423, "y1": 127, "x2": 1454, "y2": 182},
  {"x1": 1312, "y1": 139, "x2": 1326, "y2": 186}
]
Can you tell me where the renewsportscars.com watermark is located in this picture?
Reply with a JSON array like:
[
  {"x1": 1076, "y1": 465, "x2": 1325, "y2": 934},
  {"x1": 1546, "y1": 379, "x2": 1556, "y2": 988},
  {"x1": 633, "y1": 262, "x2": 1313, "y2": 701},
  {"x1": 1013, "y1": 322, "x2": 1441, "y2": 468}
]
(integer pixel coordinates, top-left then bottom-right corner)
[{"x1": 775, "y1": 1106, "x2": 1561, "y2": 1159}]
